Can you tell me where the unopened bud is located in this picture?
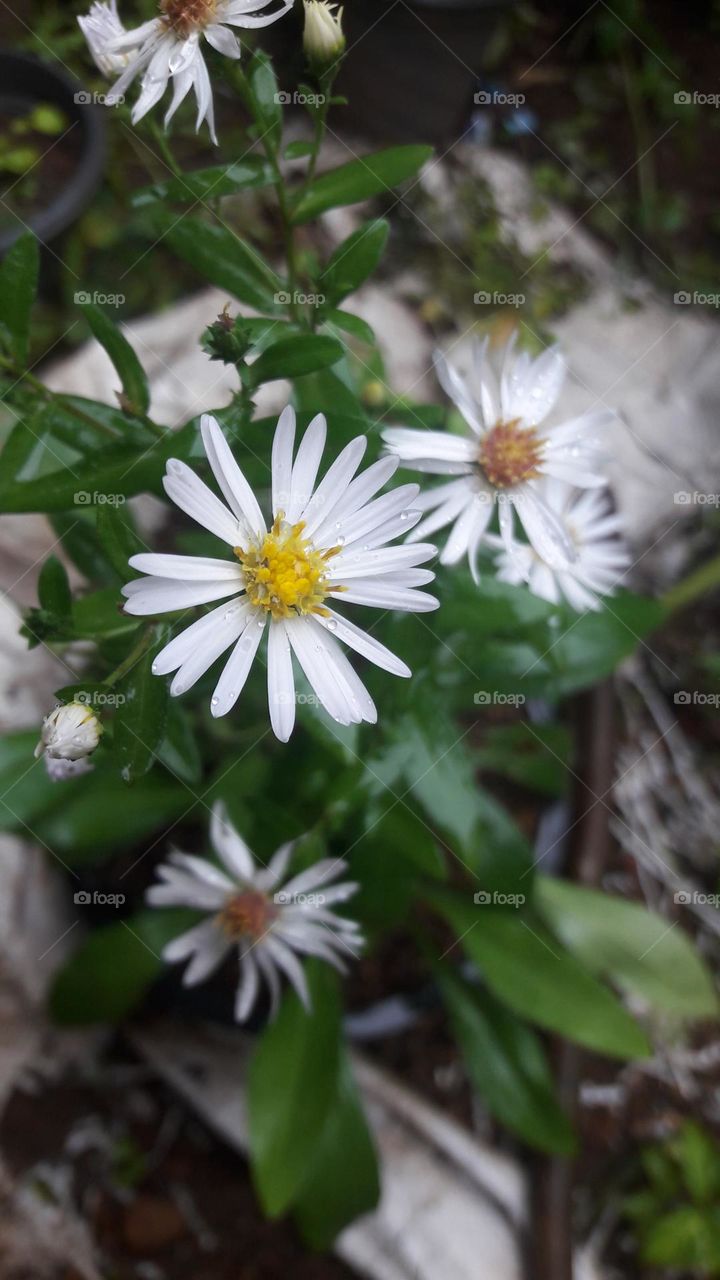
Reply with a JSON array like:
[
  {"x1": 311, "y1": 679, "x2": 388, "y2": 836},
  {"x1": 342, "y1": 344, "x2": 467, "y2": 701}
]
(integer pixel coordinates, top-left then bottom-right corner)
[{"x1": 303, "y1": 1, "x2": 345, "y2": 74}]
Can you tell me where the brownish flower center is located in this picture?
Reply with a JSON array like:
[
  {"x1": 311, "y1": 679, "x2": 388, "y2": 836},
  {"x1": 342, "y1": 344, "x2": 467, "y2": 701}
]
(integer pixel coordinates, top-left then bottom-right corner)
[
  {"x1": 478, "y1": 419, "x2": 544, "y2": 489},
  {"x1": 217, "y1": 890, "x2": 278, "y2": 941},
  {"x1": 160, "y1": 0, "x2": 219, "y2": 37}
]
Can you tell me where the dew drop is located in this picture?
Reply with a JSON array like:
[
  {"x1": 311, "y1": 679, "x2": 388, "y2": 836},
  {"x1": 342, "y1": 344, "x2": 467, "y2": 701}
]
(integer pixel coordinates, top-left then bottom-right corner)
[
  {"x1": 400, "y1": 510, "x2": 410, "y2": 521},
  {"x1": 336, "y1": 535, "x2": 346, "y2": 546},
  {"x1": 327, "y1": 619, "x2": 338, "y2": 632},
  {"x1": 151, "y1": 661, "x2": 159, "y2": 674},
  {"x1": 211, "y1": 696, "x2": 219, "y2": 706}
]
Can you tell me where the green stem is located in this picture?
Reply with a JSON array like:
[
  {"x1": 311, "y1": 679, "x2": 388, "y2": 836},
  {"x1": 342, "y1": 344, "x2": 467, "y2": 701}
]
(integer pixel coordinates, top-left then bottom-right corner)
[
  {"x1": 149, "y1": 120, "x2": 183, "y2": 179},
  {"x1": 103, "y1": 626, "x2": 155, "y2": 687},
  {"x1": 661, "y1": 551, "x2": 720, "y2": 615}
]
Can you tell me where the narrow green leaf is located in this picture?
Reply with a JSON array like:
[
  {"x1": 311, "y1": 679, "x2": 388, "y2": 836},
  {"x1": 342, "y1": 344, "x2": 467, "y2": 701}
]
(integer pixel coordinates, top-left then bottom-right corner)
[
  {"x1": 248, "y1": 962, "x2": 342, "y2": 1217},
  {"x1": 34, "y1": 769, "x2": 191, "y2": 862},
  {"x1": 248, "y1": 334, "x2": 344, "y2": 386},
  {"x1": 81, "y1": 303, "x2": 150, "y2": 415},
  {"x1": 437, "y1": 892, "x2": 651, "y2": 1059},
  {"x1": 292, "y1": 145, "x2": 432, "y2": 224},
  {"x1": 113, "y1": 642, "x2": 170, "y2": 783},
  {"x1": 155, "y1": 213, "x2": 282, "y2": 311},
  {"x1": 0, "y1": 232, "x2": 39, "y2": 364},
  {"x1": 156, "y1": 701, "x2": 202, "y2": 786},
  {"x1": 320, "y1": 219, "x2": 389, "y2": 304},
  {"x1": 37, "y1": 555, "x2": 72, "y2": 617},
  {"x1": 132, "y1": 157, "x2": 275, "y2": 206},
  {"x1": 246, "y1": 50, "x2": 282, "y2": 150},
  {"x1": 96, "y1": 501, "x2": 144, "y2": 580},
  {"x1": 323, "y1": 308, "x2": 376, "y2": 345},
  {"x1": 536, "y1": 877, "x2": 718, "y2": 1019},
  {"x1": 436, "y1": 964, "x2": 575, "y2": 1154}
]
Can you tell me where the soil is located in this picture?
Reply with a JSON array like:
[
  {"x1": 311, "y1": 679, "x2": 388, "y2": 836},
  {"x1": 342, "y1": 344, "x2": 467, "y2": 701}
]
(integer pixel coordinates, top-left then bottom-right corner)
[{"x1": 0, "y1": 1059, "x2": 360, "y2": 1280}]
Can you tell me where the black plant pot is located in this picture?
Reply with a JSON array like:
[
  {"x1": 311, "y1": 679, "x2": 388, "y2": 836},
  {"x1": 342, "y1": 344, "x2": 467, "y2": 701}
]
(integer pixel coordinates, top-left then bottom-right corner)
[{"x1": 0, "y1": 51, "x2": 105, "y2": 255}]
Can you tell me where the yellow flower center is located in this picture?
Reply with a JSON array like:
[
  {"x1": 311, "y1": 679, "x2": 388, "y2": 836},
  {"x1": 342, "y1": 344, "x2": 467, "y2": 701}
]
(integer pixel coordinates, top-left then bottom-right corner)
[
  {"x1": 235, "y1": 515, "x2": 342, "y2": 621},
  {"x1": 478, "y1": 419, "x2": 544, "y2": 489},
  {"x1": 160, "y1": 0, "x2": 219, "y2": 37},
  {"x1": 217, "y1": 890, "x2": 277, "y2": 941}
]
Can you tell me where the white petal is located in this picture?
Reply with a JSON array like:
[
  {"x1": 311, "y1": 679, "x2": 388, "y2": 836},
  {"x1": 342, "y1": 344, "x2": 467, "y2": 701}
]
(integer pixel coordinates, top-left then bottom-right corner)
[
  {"x1": 200, "y1": 415, "x2": 265, "y2": 538},
  {"x1": 312, "y1": 455, "x2": 399, "y2": 542},
  {"x1": 211, "y1": 801, "x2": 255, "y2": 881},
  {"x1": 255, "y1": 840, "x2": 294, "y2": 892},
  {"x1": 128, "y1": 552, "x2": 241, "y2": 581},
  {"x1": 406, "y1": 481, "x2": 477, "y2": 544},
  {"x1": 335, "y1": 580, "x2": 439, "y2": 612},
  {"x1": 513, "y1": 487, "x2": 575, "y2": 569},
  {"x1": 170, "y1": 601, "x2": 253, "y2": 696},
  {"x1": 267, "y1": 619, "x2": 295, "y2": 742},
  {"x1": 183, "y1": 927, "x2": 232, "y2": 985},
  {"x1": 271, "y1": 405, "x2": 296, "y2": 518},
  {"x1": 332, "y1": 542, "x2": 436, "y2": 579},
  {"x1": 210, "y1": 611, "x2": 266, "y2": 717},
  {"x1": 285, "y1": 618, "x2": 353, "y2": 726},
  {"x1": 324, "y1": 483, "x2": 420, "y2": 550},
  {"x1": 261, "y1": 934, "x2": 310, "y2": 1008},
  {"x1": 383, "y1": 426, "x2": 477, "y2": 464},
  {"x1": 281, "y1": 857, "x2": 348, "y2": 898},
  {"x1": 163, "y1": 457, "x2": 242, "y2": 545},
  {"x1": 122, "y1": 576, "x2": 241, "y2": 615},
  {"x1": 300, "y1": 437, "x2": 367, "y2": 537},
  {"x1": 234, "y1": 950, "x2": 260, "y2": 1021},
  {"x1": 315, "y1": 609, "x2": 410, "y2": 677},
  {"x1": 163, "y1": 918, "x2": 219, "y2": 964},
  {"x1": 287, "y1": 414, "x2": 326, "y2": 523},
  {"x1": 152, "y1": 597, "x2": 250, "y2": 675},
  {"x1": 204, "y1": 22, "x2": 242, "y2": 57}
]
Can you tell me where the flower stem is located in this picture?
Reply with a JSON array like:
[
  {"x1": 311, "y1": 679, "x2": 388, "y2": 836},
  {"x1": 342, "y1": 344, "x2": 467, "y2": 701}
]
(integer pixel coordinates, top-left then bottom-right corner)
[
  {"x1": 661, "y1": 550, "x2": 720, "y2": 615},
  {"x1": 103, "y1": 626, "x2": 156, "y2": 687}
]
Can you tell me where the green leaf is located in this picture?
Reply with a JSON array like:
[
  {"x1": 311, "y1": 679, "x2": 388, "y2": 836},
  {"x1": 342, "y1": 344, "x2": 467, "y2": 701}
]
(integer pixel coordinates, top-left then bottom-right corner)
[
  {"x1": 113, "y1": 642, "x2": 170, "y2": 783},
  {"x1": 293, "y1": 1053, "x2": 380, "y2": 1248},
  {"x1": 49, "y1": 908, "x2": 195, "y2": 1024},
  {"x1": 675, "y1": 1123, "x2": 720, "y2": 1204},
  {"x1": 476, "y1": 723, "x2": 571, "y2": 797},
  {"x1": 323, "y1": 308, "x2": 376, "y2": 345},
  {"x1": 34, "y1": 769, "x2": 190, "y2": 863},
  {"x1": 72, "y1": 586, "x2": 139, "y2": 640},
  {"x1": 0, "y1": 731, "x2": 66, "y2": 831},
  {"x1": 132, "y1": 157, "x2": 275, "y2": 207},
  {"x1": 0, "y1": 232, "x2": 39, "y2": 364},
  {"x1": 293, "y1": 146, "x2": 432, "y2": 223},
  {"x1": 436, "y1": 964, "x2": 575, "y2": 1154},
  {"x1": 320, "y1": 219, "x2": 389, "y2": 304},
  {"x1": 437, "y1": 892, "x2": 651, "y2": 1059},
  {"x1": 248, "y1": 334, "x2": 344, "y2": 386},
  {"x1": 535, "y1": 878, "x2": 719, "y2": 1020},
  {"x1": 642, "y1": 1205, "x2": 720, "y2": 1270},
  {"x1": 96, "y1": 502, "x2": 144, "y2": 580},
  {"x1": 81, "y1": 303, "x2": 150, "y2": 416},
  {"x1": 246, "y1": 50, "x2": 282, "y2": 150},
  {"x1": 37, "y1": 555, "x2": 71, "y2": 617},
  {"x1": 154, "y1": 214, "x2": 282, "y2": 312},
  {"x1": 156, "y1": 701, "x2": 202, "y2": 786},
  {"x1": 248, "y1": 961, "x2": 342, "y2": 1217}
]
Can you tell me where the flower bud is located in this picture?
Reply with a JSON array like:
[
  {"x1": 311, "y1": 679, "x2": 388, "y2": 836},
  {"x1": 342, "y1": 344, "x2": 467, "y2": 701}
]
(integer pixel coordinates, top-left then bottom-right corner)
[
  {"x1": 303, "y1": 1, "x2": 345, "y2": 74},
  {"x1": 35, "y1": 701, "x2": 102, "y2": 764}
]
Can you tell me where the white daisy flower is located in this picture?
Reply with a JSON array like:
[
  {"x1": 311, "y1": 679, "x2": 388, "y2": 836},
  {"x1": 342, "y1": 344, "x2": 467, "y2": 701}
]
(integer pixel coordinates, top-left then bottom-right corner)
[
  {"x1": 79, "y1": 0, "x2": 294, "y2": 143},
  {"x1": 382, "y1": 334, "x2": 614, "y2": 579},
  {"x1": 122, "y1": 409, "x2": 438, "y2": 740},
  {"x1": 77, "y1": 1, "x2": 131, "y2": 77},
  {"x1": 490, "y1": 479, "x2": 630, "y2": 612},
  {"x1": 147, "y1": 802, "x2": 362, "y2": 1020},
  {"x1": 34, "y1": 701, "x2": 102, "y2": 767}
]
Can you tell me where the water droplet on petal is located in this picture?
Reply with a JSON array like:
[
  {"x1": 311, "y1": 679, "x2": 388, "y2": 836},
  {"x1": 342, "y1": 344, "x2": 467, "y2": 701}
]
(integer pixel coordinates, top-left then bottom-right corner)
[
  {"x1": 400, "y1": 510, "x2": 410, "y2": 521},
  {"x1": 327, "y1": 619, "x2": 338, "y2": 632},
  {"x1": 211, "y1": 696, "x2": 219, "y2": 706},
  {"x1": 336, "y1": 535, "x2": 346, "y2": 546}
]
